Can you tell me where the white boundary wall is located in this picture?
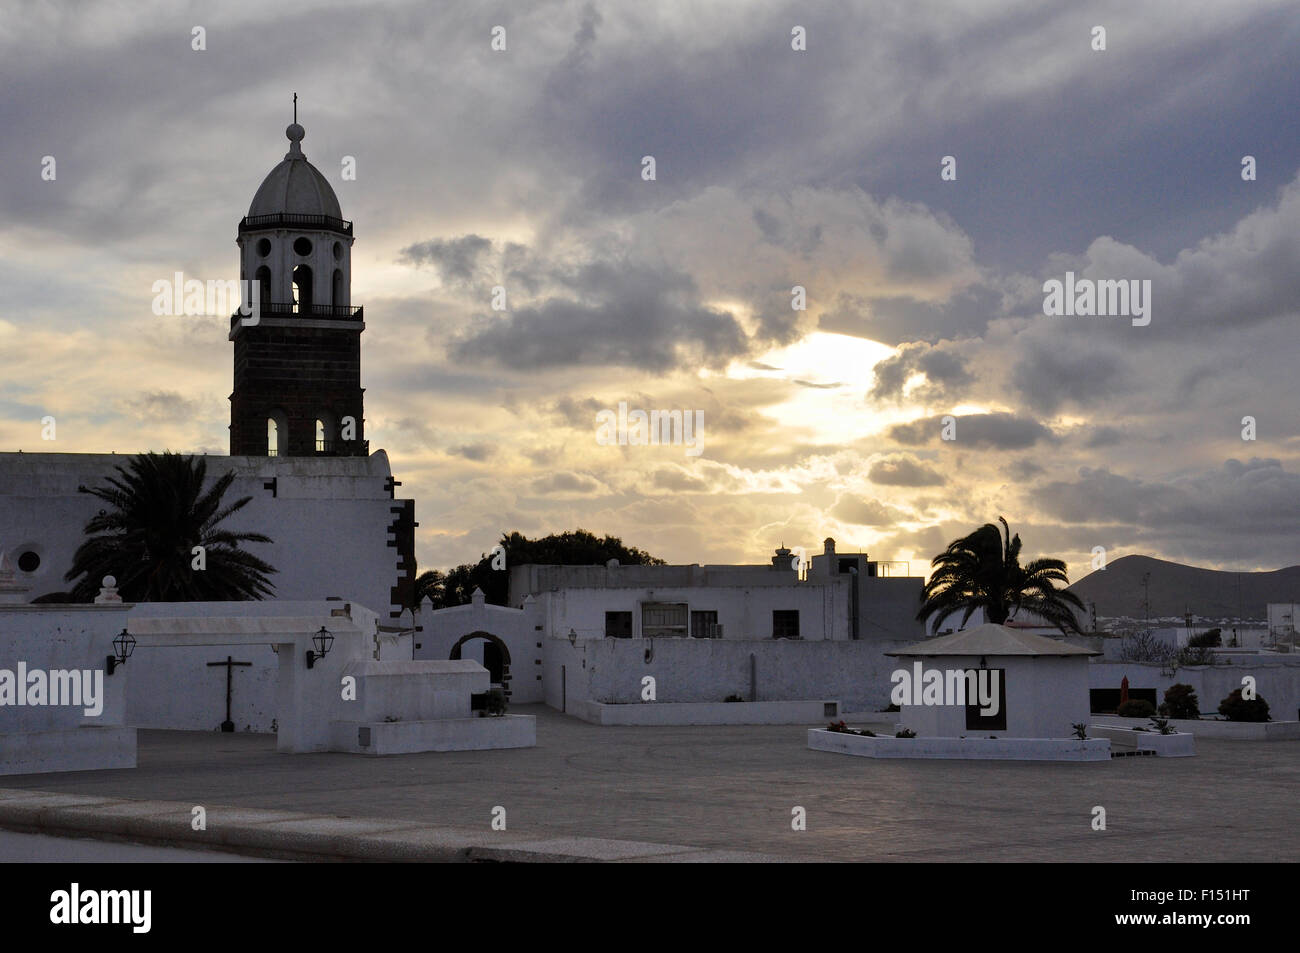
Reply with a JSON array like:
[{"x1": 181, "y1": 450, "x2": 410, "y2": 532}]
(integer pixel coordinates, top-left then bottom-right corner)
[{"x1": 580, "y1": 699, "x2": 839, "y2": 726}]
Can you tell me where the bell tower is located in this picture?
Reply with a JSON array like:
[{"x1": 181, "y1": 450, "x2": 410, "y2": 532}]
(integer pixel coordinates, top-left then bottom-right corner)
[{"x1": 229, "y1": 103, "x2": 366, "y2": 457}]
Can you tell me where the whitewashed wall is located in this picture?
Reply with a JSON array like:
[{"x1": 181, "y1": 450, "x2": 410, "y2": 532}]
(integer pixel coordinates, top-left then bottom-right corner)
[
  {"x1": 124, "y1": 599, "x2": 385, "y2": 734},
  {"x1": 414, "y1": 593, "x2": 544, "y2": 704},
  {"x1": 1090, "y1": 658, "x2": 1300, "y2": 721},
  {"x1": 0, "y1": 602, "x2": 135, "y2": 773},
  {"x1": 531, "y1": 582, "x2": 850, "y2": 642},
  {"x1": 0, "y1": 451, "x2": 410, "y2": 620},
  {"x1": 0, "y1": 604, "x2": 131, "y2": 732},
  {"x1": 894, "y1": 655, "x2": 1091, "y2": 739},
  {"x1": 542, "y1": 636, "x2": 910, "y2": 714}
]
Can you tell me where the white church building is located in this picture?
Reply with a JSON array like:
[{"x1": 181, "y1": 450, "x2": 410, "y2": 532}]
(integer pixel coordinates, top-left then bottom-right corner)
[{"x1": 2, "y1": 116, "x2": 419, "y2": 743}]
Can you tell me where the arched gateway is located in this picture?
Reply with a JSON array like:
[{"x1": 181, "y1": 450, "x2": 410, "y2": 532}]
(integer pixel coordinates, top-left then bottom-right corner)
[{"x1": 448, "y1": 631, "x2": 512, "y2": 695}]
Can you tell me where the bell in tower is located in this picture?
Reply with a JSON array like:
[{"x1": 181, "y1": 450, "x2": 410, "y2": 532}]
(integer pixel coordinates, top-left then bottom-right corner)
[{"x1": 229, "y1": 101, "x2": 367, "y2": 458}]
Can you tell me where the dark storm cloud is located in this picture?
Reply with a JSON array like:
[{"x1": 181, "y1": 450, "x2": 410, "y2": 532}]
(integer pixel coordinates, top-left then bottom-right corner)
[
  {"x1": 1009, "y1": 334, "x2": 1132, "y2": 414},
  {"x1": 830, "y1": 496, "x2": 911, "y2": 526},
  {"x1": 449, "y1": 262, "x2": 749, "y2": 372},
  {"x1": 652, "y1": 467, "x2": 709, "y2": 492},
  {"x1": 1083, "y1": 426, "x2": 1125, "y2": 449},
  {"x1": 531, "y1": 471, "x2": 603, "y2": 495},
  {"x1": 400, "y1": 235, "x2": 493, "y2": 286},
  {"x1": 751, "y1": 206, "x2": 823, "y2": 256},
  {"x1": 450, "y1": 443, "x2": 496, "y2": 462},
  {"x1": 869, "y1": 340, "x2": 973, "y2": 402},
  {"x1": 547, "y1": 396, "x2": 607, "y2": 429},
  {"x1": 126, "y1": 391, "x2": 201, "y2": 423},
  {"x1": 1034, "y1": 458, "x2": 1300, "y2": 566},
  {"x1": 1008, "y1": 458, "x2": 1045, "y2": 480},
  {"x1": 819, "y1": 286, "x2": 1006, "y2": 347},
  {"x1": 889, "y1": 413, "x2": 1055, "y2": 450},
  {"x1": 868, "y1": 455, "x2": 946, "y2": 487}
]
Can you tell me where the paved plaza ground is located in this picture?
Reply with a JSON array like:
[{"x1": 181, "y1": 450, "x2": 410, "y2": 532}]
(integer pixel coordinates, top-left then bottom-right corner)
[{"x1": 4, "y1": 705, "x2": 1297, "y2": 861}]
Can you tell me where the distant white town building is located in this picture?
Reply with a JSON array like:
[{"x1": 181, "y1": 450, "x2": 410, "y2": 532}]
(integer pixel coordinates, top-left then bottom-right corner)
[{"x1": 416, "y1": 545, "x2": 926, "y2": 717}]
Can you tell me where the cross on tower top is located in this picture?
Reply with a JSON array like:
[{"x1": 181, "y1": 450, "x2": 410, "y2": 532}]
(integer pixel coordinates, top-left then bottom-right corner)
[{"x1": 293, "y1": 92, "x2": 297, "y2": 124}]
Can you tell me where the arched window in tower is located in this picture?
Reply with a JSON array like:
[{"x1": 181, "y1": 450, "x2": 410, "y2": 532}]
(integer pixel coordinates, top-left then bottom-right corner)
[
  {"x1": 315, "y1": 417, "x2": 335, "y2": 454},
  {"x1": 266, "y1": 408, "x2": 289, "y2": 457},
  {"x1": 292, "y1": 264, "x2": 313, "y2": 313},
  {"x1": 332, "y1": 268, "x2": 343, "y2": 307},
  {"x1": 254, "y1": 265, "x2": 271, "y2": 311}
]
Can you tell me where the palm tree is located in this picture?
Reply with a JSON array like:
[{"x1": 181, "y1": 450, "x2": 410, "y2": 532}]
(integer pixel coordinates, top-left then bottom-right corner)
[
  {"x1": 65, "y1": 451, "x2": 276, "y2": 602},
  {"x1": 408, "y1": 568, "x2": 445, "y2": 611},
  {"x1": 916, "y1": 517, "x2": 1084, "y2": 635}
]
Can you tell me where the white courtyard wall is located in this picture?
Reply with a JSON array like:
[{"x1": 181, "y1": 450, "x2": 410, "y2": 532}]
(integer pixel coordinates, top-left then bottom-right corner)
[
  {"x1": 542, "y1": 636, "x2": 909, "y2": 714},
  {"x1": 1090, "y1": 657, "x2": 1300, "y2": 721}
]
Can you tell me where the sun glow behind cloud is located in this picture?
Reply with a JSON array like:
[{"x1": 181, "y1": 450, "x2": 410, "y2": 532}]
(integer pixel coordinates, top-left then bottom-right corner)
[{"x1": 725, "y1": 331, "x2": 926, "y2": 444}]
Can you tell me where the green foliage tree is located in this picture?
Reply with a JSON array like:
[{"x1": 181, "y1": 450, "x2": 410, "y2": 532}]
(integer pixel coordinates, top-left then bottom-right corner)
[
  {"x1": 1159, "y1": 683, "x2": 1201, "y2": 719},
  {"x1": 426, "y1": 529, "x2": 664, "y2": 608},
  {"x1": 916, "y1": 517, "x2": 1084, "y2": 635},
  {"x1": 65, "y1": 452, "x2": 276, "y2": 602},
  {"x1": 1218, "y1": 688, "x2": 1270, "y2": 722}
]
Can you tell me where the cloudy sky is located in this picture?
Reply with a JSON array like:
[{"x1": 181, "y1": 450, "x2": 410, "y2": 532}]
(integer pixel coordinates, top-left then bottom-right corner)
[{"x1": 3, "y1": 0, "x2": 1299, "y2": 578}]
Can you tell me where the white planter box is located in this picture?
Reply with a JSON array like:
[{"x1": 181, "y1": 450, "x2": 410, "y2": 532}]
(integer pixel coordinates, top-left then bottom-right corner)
[
  {"x1": 1097, "y1": 716, "x2": 1299, "y2": 740},
  {"x1": 807, "y1": 729, "x2": 1111, "y2": 761},
  {"x1": 1089, "y1": 725, "x2": 1196, "y2": 757},
  {"x1": 329, "y1": 714, "x2": 535, "y2": 754}
]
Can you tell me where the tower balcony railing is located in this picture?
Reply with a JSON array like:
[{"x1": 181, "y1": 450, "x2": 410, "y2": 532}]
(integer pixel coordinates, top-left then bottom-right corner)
[
  {"x1": 230, "y1": 302, "x2": 363, "y2": 327},
  {"x1": 239, "y1": 213, "x2": 353, "y2": 235}
]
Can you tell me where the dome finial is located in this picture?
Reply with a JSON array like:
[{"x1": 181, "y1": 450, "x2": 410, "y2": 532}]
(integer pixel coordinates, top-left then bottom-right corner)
[{"x1": 285, "y1": 93, "x2": 305, "y2": 158}]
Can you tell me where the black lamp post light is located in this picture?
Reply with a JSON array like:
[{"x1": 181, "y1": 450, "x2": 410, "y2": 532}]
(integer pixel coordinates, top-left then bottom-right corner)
[
  {"x1": 305, "y1": 625, "x2": 334, "y2": 669},
  {"x1": 106, "y1": 628, "x2": 136, "y2": 675}
]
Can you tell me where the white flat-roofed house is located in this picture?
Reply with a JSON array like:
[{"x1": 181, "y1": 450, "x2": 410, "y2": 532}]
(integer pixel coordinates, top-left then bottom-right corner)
[{"x1": 508, "y1": 547, "x2": 852, "y2": 642}]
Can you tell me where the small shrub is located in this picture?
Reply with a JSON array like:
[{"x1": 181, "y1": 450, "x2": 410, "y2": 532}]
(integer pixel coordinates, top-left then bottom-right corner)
[
  {"x1": 1118, "y1": 630, "x2": 1176, "y2": 663},
  {"x1": 895, "y1": 728, "x2": 916, "y2": 738},
  {"x1": 485, "y1": 688, "x2": 507, "y2": 717},
  {"x1": 1117, "y1": 699, "x2": 1156, "y2": 718},
  {"x1": 1218, "y1": 689, "x2": 1270, "y2": 722},
  {"x1": 827, "y1": 721, "x2": 876, "y2": 737},
  {"x1": 1177, "y1": 645, "x2": 1215, "y2": 666},
  {"x1": 1159, "y1": 683, "x2": 1200, "y2": 719},
  {"x1": 1071, "y1": 722, "x2": 1088, "y2": 740},
  {"x1": 724, "y1": 693, "x2": 744, "y2": 703},
  {"x1": 882, "y1": 703, "x2": 901, "y2": 712},
  {"x1": 1188, "y1": 628, "x2": 1222, "y2": 648},
  {"x1": 1149, "y1": 715, "x2": 1174, "y2": 735}
]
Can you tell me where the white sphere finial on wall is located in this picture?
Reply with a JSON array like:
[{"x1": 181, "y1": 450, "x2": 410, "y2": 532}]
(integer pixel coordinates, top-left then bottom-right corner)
[{"x1": 95, "y1": 575, "x2": 122, "y2": 604}]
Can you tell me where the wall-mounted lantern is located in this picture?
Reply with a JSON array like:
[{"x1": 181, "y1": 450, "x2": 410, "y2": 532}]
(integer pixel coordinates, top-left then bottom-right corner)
[
  {"x1": 106, "y1": 628, "x2": 136, "y2": 675},
  {"x1": 306, "y1": 626, "x2": 334, "y2": 669}
]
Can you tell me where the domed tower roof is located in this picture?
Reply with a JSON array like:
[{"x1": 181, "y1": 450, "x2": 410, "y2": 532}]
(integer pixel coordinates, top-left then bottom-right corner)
[{"x1": 247, "y1": 121, "x2": 343, "y2": 220}]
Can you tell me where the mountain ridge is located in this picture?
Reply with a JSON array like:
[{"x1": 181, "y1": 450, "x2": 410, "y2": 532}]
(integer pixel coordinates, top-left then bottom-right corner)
[{"x1": 1067, "y1": 554, "x2": 1300, "y2": 621}]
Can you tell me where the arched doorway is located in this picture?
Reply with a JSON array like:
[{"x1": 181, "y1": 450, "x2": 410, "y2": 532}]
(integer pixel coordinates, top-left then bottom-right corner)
[{"x1": 449, "y1": 631, "x2": 512, "y2": 695}]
